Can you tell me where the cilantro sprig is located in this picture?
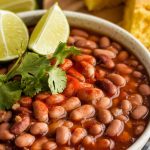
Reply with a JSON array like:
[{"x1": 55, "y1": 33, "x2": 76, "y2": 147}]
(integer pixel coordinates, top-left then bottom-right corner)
[
  {"x1": 0, "y1": 42, "x2": 80, "y2": 109},
  {"x1": 48, "y1": 42, "x2": 80, "y2": 94}
]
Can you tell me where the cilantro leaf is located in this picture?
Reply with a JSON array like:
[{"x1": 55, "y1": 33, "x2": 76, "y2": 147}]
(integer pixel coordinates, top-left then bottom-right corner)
[
  {"x1": 52, "y1": 42, "x2": 80, "y2": 66},
  {"x1": 47, "y1": 42, "x2": 79, "y2": 94},
  {"x1": 0, "y1": 81, "x2": 21, "y2": 109},
  {"x1": 21, "y1": 74, "x2": 42, "y2": 97},
  {"x1": 7, "y1": 52, "x2": 50, "y2": 97},
  {"x1": 48, "y1": 67, "x2": 67, "y2": 94},
  {"x1": 15, "y1": 52, "x2": 50, "y2": 77},
  {"x1": 0, "y1": 74, "x2": 7, "y2": 82}
]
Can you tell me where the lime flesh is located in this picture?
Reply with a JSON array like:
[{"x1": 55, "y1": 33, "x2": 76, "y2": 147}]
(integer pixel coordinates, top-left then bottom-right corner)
[
  {"x1": 28, "y1": 3, "x2": 70, "y2": 55},
  {"x1": 0, "y1": 10, "x2": 29, "y2": 61}
]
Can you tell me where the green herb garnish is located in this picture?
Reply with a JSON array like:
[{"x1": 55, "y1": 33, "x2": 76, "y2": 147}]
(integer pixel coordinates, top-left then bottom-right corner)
[{"x1": 0, "y1": 42, "x2": 80, "y2": 109}]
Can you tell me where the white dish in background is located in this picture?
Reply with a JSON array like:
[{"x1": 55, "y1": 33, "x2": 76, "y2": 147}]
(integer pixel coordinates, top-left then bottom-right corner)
[{"x1": 18, "y1": 10, "x2": 150, "y2": 150}]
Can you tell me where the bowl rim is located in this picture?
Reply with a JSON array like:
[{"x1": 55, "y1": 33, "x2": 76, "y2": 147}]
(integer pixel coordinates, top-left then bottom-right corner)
[{"x1": 18, "y1": 10, "x2": 150, "y2": 150}]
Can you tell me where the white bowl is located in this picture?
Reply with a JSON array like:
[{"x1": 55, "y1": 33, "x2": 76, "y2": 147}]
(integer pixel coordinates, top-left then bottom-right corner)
[{"x1": 18, "y1": 10, "x2": 150, "y2": 150}]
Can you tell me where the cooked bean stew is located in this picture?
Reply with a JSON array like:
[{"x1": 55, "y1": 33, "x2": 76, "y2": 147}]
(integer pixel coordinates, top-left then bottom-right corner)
[{"x1": 0, "y1": 28, "x2": 150, "y2": 150}]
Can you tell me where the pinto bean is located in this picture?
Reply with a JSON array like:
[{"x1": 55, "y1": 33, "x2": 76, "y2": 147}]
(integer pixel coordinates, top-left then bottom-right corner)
[
  {"x1": 98, "y1": 55, "x2": 115, "y2": 69},
  {"x1": 71, "y1": 128, "x2": 87, "y2": 145},
  {"x1": 56, "y1": 126, "x2": 71, "y2": 145},
  {"x1": 89, "y1": 123, "x2": 104, "y2": 135},
  {"x1": 80, "y1": 61, "x2": 95, "y2": 78},
  {"x1": 131, "y1": 105, "x2": 148, "y2": 119},
  {"x1": 67, "y1": 68, "x2": 85, "y2": 82},
  {"x1": 0, "y1": 123, "x2": 14, "y2": 140},
  {"x1": 0, "y1": 110, "x2": 12, "y2": 123},
  {"x1": 72, "y1": 54, "x2": 96, "y2": 65},
  {"x1": 42, "y1": 141, "x2": 57, "y2": 150},
  {"x1": 137, "y1": 65, "x2": 144, "y2": 71},
  {"x1": 3, "y1": 111, "x2": 12, "y2": 122},
  {"x1": 134, "y1": 125, "x2": 145, "y2": 135},
  {"x1": 88, "y1": 35, "x2": 99, "y2": 42},
  {"x1": 71, "y1": 29, "x2": 89, "y2": 38},
  {"x1": 93, "y1": 97, "x2": 112, "y2": 109},
  {"x1": 77, "y1": 87, "x2": 103, "y2": 103},
  {"x1": 97, "y1": 139, "x2": 115, "y2": 150},
  {"x1": 10, "y1": 115, "x2": 30, "y2": 135},
  {"x1": 63, "y1": 82, "x2": 76, "y2": 97},
  {"x1": 0, "y1": 144, "x2": 5, "y2": 150},
  {"x1": 49, "y1": 106, "x2": 67, "y2": 119},
  {"x1": 63, "y1": 121, "x2": 74, "y2": 128},
  {"x1": 107, "y1": 73, "x2": 126, "y2": 86},
  {"x1": 111, "y1": 108, "x2": 123, "y2": 117},
  {"x1": 80, "y1": 48, "x2": 92, "y2": 55},
  {"x1": 96, "y1": 79, "x2": 117, "y2": 96},
  {"x1": 60, "y1": 59, "x2": 73, "y2": 71},
  {"x1": 129, "y1": 94, "x2": 143, "y2": 106},
  {"x1": 98, "y1": 109, "x2": 113, "y2": 124},
  {"x1": 81, "y1": 118, "x2": 98, "y2": 128},
  {"x1": 106, "y1": 119, "x2": 124, "y2": 137},
  {"x1": 73, "y1": 36, "x2": 86, "y2": 41},
  {"x1": 63, "y1": 76, "x2": 80, "y2": 97},
  {"x1": 60, "y1": 147, "x2": 75, "y2": 150},
  {"x1": 117, "y1": 51, "x2": 129, "y2": 61},
  {"x1": 46, "y1": 94, "x2": 65, "y2": 105},
  {"x1": 119, "y1": 91, "x2": 128, "y2": 99},
  {"x1": 132, "y1": 71, "x2": 142, "y2": 78},
  {"x1": 116, "y1": 64, "x2": 132, "y2": 74},
  {"x1": 95, "y1": 68, "x2": 106, "y2": 80},
  {"x1": 116, "y1": 115, "x2": 129, "y2": 122},
  {"x1": 70, "y1": 105, "x2": 95, "y2": 121},
  {"x1": 82, "y1": 136, "x2": 95, "y2": 146},
  {"x1": 61, "y1": 97, "x2": 81, "y2": 112},
  {"x1": 107, "y1": 46, "x2": 119, "y2": 54},
  {"x1": 36, "y1": 92, "x2": 50, "y2": 100},
  {"x1": 75, "y1": 39, "x2": 97, "y2": 49},
  {"x1": 85, "y1": 40, "x2": 98, "y2": 49},
  {"x1": 19, "y1": 97, "x2": 32, "y2": 107},
  {"x1": 48, "y1": 120, "x2": 65, "y2": 135},
  {"x1": 138, "y1": 84, "x2": 150, "y2": 96},
  {"x1": 93, "y1": 49, "x2": 116, "y2": 59},
  {"x1": 128, "y1": 60, "x2": 139, "y2": 67},
  {"x1": 67, "y1": 36, "x2": 76, "y2": 45},
  {"x1": 15, "y1": 107, "x2": 31, "y2": 115},
  {"x1": 121, "y1": 100, "x2": 132, "y2": 113},
  {"x1": 99, "y1": 36, "x2": 111, "y2": 48},
  {"x1": 30, "y1": 122, "x2": 48, "y2": 135},
  {"x1": 79, "y1": 82, "x2": 94, "y2": 89},
  {"x1": 112, "y1": 42, "x2": 122, "y2": 50},
  {"x1": 15, "y1": 133, "x2": 35, "y2": 148},
  {"x1": 31, "y1": 137, "x2": 48, "y2": 150},
  {"x1": 33, "y1": 101, "x2": 48, "y2": 122}
]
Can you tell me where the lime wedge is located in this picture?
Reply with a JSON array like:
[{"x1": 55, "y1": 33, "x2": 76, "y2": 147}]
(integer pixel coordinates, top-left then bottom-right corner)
[
  {"x1": 28, "y1": 3, "x2": 70, "y2": 55},
  {"x1": 0, "y1": 0, "x2": 36, "y2": 13},
  {"x1": 0, "y1": 10, "x2": 29, "y2": 61}
]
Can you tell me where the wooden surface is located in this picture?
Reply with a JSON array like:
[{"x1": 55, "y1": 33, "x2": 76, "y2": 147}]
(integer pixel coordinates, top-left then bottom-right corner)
[{"x1": 43, "y1": 0, "x2": 124, "y2": 23}]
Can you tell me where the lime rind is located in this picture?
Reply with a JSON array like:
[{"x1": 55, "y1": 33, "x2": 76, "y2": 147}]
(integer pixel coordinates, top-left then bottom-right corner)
[{"x1": 28, "y1": 3, "x2": 70, "y2": 55}]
